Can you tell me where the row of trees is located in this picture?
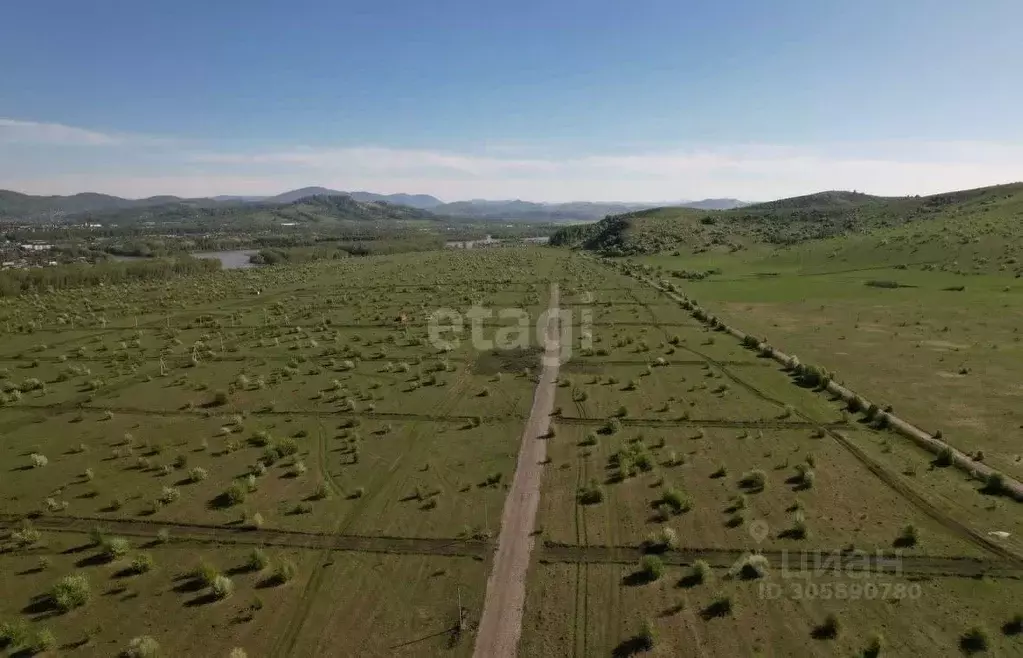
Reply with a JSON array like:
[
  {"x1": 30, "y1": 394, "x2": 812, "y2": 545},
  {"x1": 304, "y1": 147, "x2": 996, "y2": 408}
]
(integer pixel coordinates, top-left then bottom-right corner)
[{"x1": 0, "y1": 257, "x2": 221, "y2": 297}]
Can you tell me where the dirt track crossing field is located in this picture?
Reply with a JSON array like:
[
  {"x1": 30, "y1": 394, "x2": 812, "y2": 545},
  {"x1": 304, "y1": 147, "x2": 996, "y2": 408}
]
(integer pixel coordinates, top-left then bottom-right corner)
[{"x1": 472, "y1": 283, "x2": 561, "y2": 658}]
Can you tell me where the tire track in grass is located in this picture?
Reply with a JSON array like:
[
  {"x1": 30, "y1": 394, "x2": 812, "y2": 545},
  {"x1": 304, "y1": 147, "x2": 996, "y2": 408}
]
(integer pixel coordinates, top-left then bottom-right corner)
[
  {"x1": 580, "y1": 392, "x2": 622, "y2": 655},
  {"x1": 0, "y1": 514, "x2": 488, "y2": 557},
  {"x1": 625, "y1": 269, "x2": 1023, "y2": 566},
  {"x1": 570, "y1": 354, "x2": 594, "y2": 658},
  {"x1": 271, "y1": 368, "x2": 474, "y2": 658},
  {"x1": 578, "y1": 418, "x2": 591, "y2": 658}
]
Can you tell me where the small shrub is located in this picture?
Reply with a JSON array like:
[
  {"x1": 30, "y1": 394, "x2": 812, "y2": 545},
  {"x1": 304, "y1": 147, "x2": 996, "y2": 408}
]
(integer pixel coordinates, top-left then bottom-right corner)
[
  {"x1": 983, "y1": 472, "x2": 1007, "y2": 496},
  {"x1": 158, "y1": 486, "x2": 180, "y2": 504},
  {"x1": 30, "y1": 628, "x2": 57, "y2": 653},
  {"x1": 248, "y1": 547, "x2": 270, "y2": 572},
  {"x1": 30, "y1": 453, "x2": 48, "y2": 468},
  {"x1": 123, "y1": 635, "x2": 160, "y2": 657},
  {"x1": 51, "y1": 574, "x2": 91, "y2": 612},
  {"x1": 646, "y1": 526, "x2": 678, "y2": 551},
  {"x1": 739, "y1": 469, "x2": 767, "y2": 492},
  {"x1": 130, "y1": 553, "x2": 154, "y2": 574},
  {"x1": 637, "y1": 618, "x2": 656, "y2": 650},
  {"x1": 688, "y1": 560, "x2": 712, "y2": 586},
  {"x1": 211, "y1": 575, "x2": 234, "y2": 600},
  {"x1": 188, "y1": 466, "x2": 209, "y2": 482},
  {"x1": 196, "y1": 560, "x2": 220, "y2": 587},
  {"x1": 661, "y1": 487, "x2": 691, "y2": 514},
  {"x1": 813, "y1": 613, "x2": 840, "y2": 639},
  {"x1": 639, "y1": 555, "x2": 664, "y2": 582},
  {"x1": 578, "y1": 480, "x2": 604, "y2": 505},
  {"x1": 935, "y1": 446, "x2": 955, "y2": 467},
  {"x1": 702, "y1": 594, "x2": 733, "y2": 619},
  {"x1": 269, "y1": 559, "x2": 298, "y2": 585},
  {"x1": 864, "y1": 632, "x2": 885, "y2": 657},
  {"x1": 897, "y1": 524, "x2": 919, "y2": 547},
  {"x1": 245, "y1": 512, "x2": 264, "y2": 529},
  {"x1": 735, "y1": 554, "x2": 769, "y2": 580},
  {"x1": 224, "y1": 481, "x2": 247, "y2": 506},
  {"x1": 960, "y1": 626, "x2": 989, "y2": 653},
  {"x1": 103, "y1": 537, "x2": 130, "y2": 560},
  {"x1": 0, "y1": 619, "x2": 29, "y2": 648}
]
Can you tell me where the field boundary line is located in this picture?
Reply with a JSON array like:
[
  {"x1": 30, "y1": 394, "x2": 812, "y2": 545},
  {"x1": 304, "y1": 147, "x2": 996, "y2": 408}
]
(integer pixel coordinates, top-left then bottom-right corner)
[{"x1": 601, "y1": 258, "x2": 1023, "y2": 564}]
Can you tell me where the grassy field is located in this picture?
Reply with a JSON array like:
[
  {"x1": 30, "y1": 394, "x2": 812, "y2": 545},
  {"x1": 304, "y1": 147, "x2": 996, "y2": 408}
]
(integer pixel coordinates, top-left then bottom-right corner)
[
  {"x1": 0, "y1": 249, "x2": 561, "y2": 656},
  {"x1": 634, "y1": 247, "x2": 1023, "y2": 481},
  {"x1": 521, "y1": 250, "x2": 1023, "y2": 658},
  {"x1": 2, "y1": 245, "x2": 1022, "y2": 657}
]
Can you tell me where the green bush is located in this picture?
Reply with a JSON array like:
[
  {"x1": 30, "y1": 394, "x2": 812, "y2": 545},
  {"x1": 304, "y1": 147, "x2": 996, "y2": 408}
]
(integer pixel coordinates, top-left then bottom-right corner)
[
  {"x1": 269, "y1": 559, "x2": 298, "y2": 585},
  {"x1": 248, "y1": 547, "x2": 270, "y2": 572},
  {"x1": 224, "y1": 481, "x2": 247, "y2": 506},
  {"x1": 690, "y1": 560, "x2": 712, "y2": 585},
  {"x1": 639, "y1": 555, "x2": 664, "y2": 582},
  {"x1": 661, "y1": 487, "x2": 691, "y2": 514},
  {"x1": 578, "y1": 480, "x2": 604, "y2": 505},
  {"x1": 865, "y1": 632, "x2": 885, "y2": 657},
  {"x1": 735, "y1": 554, "x2": 769, "y2": 580},
  {"x1": 51, "y1": 573, "x2": 91, "y2": 612},
  {"x1": 130, "y1": 553, "x2": 154, "y2": 574},
  {"x1": 813, "y1": 613, "x2": 840, "y2": 639},
  {"x1": 211, "y1": 575, "x2": 234, "y2": 600},
  {"x1": 30, "y1": 628, "x2": 57, "y2": 653},
  {"x1": 739, "y1": 469, "x2": 767, "y2": 492},
  {"x1": 0, "y1": 619, "x2": 29, "y2": 649},
  {"x1": 960, "y1": 626, "x2": 989, "y2": 653},
  {"x1": 637, "y1": 618, "x2": 656, "y2": 650},
  {"x1": 103, "y1": 537, "x2": 130, "y2": 560},
  {"x1": 196, "y1": 560, "x2": 220, "y2": 587},
  {"x1": 123, "y1": 635, "x2": 160, "y2": 657}
]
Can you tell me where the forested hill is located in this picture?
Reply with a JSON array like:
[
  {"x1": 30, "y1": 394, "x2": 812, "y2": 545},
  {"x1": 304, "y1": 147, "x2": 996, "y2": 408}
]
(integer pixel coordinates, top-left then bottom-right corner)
[{"x1": 5, "y1": 194, "x2": 442, "y2": 228}]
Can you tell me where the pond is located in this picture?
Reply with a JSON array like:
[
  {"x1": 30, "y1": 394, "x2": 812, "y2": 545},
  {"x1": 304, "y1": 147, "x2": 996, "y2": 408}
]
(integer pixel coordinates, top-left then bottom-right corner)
[{"x1": 191, "y1": 250, "x2": 259, "y2": 269}]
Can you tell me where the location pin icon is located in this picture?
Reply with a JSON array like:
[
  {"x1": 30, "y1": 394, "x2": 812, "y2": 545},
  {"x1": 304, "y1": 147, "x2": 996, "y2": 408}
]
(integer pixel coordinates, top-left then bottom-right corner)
[{"x1": 749, "y1": 519, "x2": 770, "y2": 545}]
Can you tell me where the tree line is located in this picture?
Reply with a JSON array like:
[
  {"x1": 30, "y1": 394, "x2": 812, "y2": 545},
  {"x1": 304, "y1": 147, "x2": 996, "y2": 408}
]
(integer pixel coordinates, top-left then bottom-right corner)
[{"x1": 0, "y1": 257, "x2": 221, "y2": 297}]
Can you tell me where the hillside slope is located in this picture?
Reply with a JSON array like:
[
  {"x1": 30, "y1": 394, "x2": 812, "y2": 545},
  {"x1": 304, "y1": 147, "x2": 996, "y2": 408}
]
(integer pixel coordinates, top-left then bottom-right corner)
[
  {"x1": 66, "y1": 194, "x2": 442, "y2": 228},
  {"x1": 0, "y1": 190, "x2": 223, "y2": 219},
  {"x1": 437, "y1": 198, "x2": 747, "y2": 222},
  {"x1": 552, "y1": 183, "x2": 1023, "y2": 257}
]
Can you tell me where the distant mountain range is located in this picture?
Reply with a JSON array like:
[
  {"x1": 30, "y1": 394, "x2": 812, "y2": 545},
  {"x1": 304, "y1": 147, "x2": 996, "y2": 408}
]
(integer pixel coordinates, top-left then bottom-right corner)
[{"x1": 0, "y1": 186, "x2": 748, "y2": 222}]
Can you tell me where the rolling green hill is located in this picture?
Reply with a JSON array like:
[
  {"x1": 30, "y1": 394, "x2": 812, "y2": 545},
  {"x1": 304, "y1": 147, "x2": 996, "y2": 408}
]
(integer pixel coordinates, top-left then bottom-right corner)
[
  {"x1": 13, "y1": 194, "x2": 442, "y2": 229},
  {"x1": 551, "y1": 182, "x2": 1023, "y2": 260},
  {"x1": 0, "y1": 189, "x2": 222, "y2": 219}
]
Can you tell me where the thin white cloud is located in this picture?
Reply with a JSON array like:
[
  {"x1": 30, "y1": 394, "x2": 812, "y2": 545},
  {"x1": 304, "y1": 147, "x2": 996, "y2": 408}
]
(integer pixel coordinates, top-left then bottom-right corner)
[
  {"x1": 0, "y1": 118, "x2": 179, "y2": 148},
  {"x1": 0, "y1": 118, "x2": 124, "y2": 146},
  {"x1": 2, "y1": 117, "x2": 1023, "y2": 201},
  {"x1": 191, "y1": 146, "x2": 559, "y2": 177}
]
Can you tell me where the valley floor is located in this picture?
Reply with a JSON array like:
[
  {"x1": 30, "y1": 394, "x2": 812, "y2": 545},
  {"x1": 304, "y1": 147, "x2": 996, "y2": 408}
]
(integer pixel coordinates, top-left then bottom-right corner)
[{"x1": 0, "y1": 247, "x2": 1020, "y2": 657}]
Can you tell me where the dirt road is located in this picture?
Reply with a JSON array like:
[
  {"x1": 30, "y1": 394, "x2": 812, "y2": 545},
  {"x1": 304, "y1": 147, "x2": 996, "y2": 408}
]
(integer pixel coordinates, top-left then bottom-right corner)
[{"x1": 472, "y1": 283, "x2": 561, "y2": 658}]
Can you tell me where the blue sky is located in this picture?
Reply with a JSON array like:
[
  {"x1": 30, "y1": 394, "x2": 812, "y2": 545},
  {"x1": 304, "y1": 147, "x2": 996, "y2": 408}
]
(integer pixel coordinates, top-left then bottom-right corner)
[{"x1": 2, "y1": 0, "x2": 1023, "y2": 201}]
